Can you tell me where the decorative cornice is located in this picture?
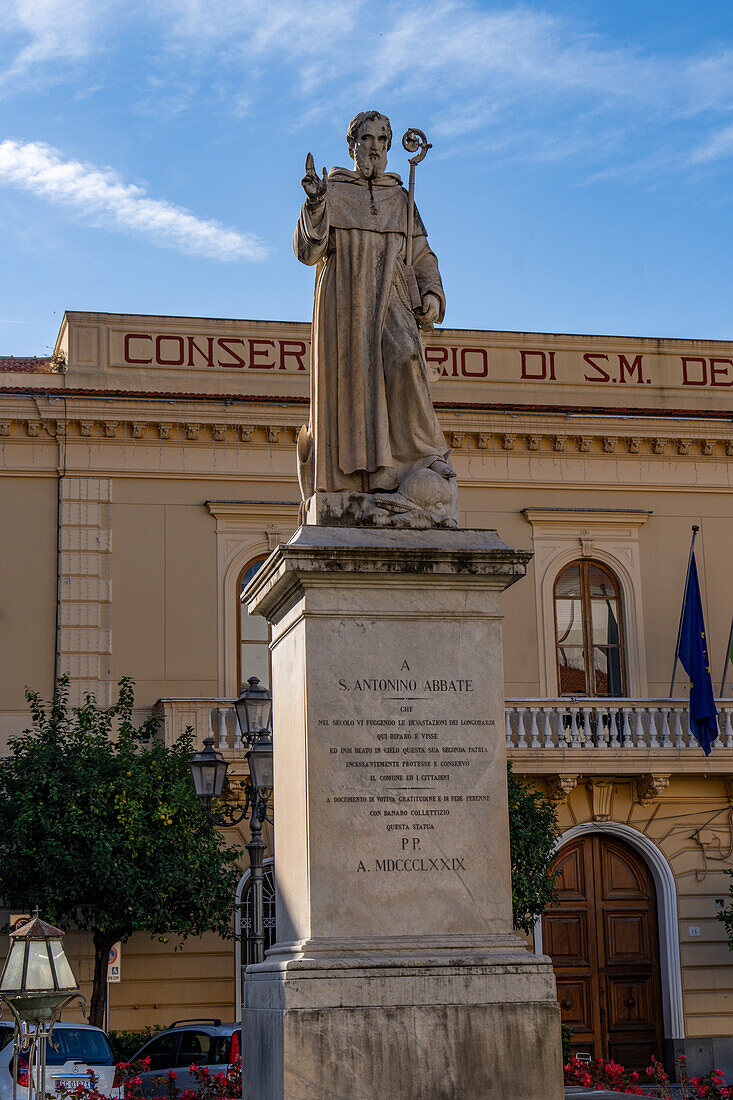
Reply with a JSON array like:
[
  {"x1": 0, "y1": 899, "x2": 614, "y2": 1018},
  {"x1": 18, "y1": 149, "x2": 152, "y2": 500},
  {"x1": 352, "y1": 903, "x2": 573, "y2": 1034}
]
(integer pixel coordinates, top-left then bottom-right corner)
[
  {"x1": 523, "y1": 508, "x2": 652, "y2": 528},
  {"x1": 0, "y1": 400, "x2": 732, "y2": 457}
]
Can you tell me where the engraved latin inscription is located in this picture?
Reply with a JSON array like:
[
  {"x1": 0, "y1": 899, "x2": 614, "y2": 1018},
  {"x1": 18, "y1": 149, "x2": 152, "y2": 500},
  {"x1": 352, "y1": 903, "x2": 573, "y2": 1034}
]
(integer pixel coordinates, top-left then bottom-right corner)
[{"x1": 318, "y1": 663, "x2": 496, "y2": 874}]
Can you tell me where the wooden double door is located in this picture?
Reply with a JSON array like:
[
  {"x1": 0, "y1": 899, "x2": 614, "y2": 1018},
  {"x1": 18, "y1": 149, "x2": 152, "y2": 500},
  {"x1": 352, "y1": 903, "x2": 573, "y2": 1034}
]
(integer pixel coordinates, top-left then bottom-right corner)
[{"x1": 542, "y1": 834, "x2": 665, "y2": 1070}]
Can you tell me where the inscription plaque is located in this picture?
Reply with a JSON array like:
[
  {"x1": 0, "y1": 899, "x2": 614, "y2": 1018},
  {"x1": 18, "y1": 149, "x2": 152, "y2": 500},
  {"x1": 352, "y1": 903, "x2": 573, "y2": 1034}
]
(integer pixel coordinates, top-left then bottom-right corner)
[{"x1": 303, "y1": 613, "x2": 513, "y2": 940}]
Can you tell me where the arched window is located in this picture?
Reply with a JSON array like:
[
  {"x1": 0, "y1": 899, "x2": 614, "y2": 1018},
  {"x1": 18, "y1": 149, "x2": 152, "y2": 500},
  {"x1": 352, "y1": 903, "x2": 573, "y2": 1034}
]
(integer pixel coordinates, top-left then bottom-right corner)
[
  {"x1": 234, "y1": 859, "x2": 276, "y2": 1018},
  {"x1": 554, "y1": 560, "x2": 626, "y2": 697},
  {"x1": 240, "y1": 864, "x2": 277, "y2": 964},
  {"x1": 237, "y1": 557, "x2": 269, "y2": 691}
]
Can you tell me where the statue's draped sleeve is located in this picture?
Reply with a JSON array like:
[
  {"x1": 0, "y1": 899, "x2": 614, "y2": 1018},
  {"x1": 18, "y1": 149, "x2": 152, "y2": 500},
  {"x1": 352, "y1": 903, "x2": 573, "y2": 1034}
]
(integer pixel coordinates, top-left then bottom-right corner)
[{"x1": 294, "y1": 198, "x2": 329, "y2": 266}]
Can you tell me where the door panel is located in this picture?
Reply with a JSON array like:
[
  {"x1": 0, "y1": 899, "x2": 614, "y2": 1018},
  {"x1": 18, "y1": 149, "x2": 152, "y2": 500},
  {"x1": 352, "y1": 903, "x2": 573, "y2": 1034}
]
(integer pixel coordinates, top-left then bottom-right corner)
[
  {"x1": 542, "y1": 834, "x2": 664, "y2": 1071},
  {"x1": 554, "y1": 844, "x2": 587, "y2": 899},
  {"x1": 556, "y1": 977, "x2": 594, "y2": 1032},
  {"x1": 543, "y1": 913, "x2": 590, "y2": 965},
  {"x1": 603, "y1": 912, "x2": 651, "y2": 963}
]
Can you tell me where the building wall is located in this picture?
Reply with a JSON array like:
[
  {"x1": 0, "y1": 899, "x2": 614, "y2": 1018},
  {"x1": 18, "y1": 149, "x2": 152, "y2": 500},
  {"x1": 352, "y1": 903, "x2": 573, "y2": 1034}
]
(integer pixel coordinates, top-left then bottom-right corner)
[{"x1": 2, "y1": 312, "x2": 733, "y2": 1049}]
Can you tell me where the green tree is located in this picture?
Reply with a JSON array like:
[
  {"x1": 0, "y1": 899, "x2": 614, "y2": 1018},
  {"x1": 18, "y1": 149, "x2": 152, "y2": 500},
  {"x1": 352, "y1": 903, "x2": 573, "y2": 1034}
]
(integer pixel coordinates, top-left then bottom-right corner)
[
  {"x1": 0, "y1": 677, "x2": 242, "y2": 1029},
  {"x1": 507, "y1": 763, "x2": 559, "y2": 933}
]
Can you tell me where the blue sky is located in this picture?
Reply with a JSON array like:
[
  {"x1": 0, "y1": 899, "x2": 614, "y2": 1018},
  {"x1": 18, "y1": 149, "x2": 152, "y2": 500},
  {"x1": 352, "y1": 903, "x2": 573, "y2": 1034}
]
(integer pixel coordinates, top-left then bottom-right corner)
[{"x1": 3, "y1": 0, "x2": 733, "y2": 355}]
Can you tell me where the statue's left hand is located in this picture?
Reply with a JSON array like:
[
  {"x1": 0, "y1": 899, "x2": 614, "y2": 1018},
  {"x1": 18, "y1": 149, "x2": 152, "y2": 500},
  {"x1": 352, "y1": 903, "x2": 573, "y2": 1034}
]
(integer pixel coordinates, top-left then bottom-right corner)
[{"x1": 417, "y1": 293, "x2": 441, "y2": 325}]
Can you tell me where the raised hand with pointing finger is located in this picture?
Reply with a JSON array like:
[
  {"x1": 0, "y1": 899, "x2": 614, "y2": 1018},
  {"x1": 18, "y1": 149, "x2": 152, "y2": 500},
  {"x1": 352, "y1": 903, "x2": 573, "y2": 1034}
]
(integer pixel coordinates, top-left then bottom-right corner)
[{"x1": 301, "y1": 152, "x2": 328, "y2": 204}]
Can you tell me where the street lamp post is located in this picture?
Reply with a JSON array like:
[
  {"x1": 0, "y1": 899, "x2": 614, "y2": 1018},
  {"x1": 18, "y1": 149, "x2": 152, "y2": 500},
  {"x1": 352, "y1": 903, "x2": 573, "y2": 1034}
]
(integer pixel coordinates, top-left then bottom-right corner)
[
  {"x1": 0, "y1": 911, "x2": 84, "y2": 1100},
  {"x1": 189, "y1": 678, "x2": 274, "y2": 968}
]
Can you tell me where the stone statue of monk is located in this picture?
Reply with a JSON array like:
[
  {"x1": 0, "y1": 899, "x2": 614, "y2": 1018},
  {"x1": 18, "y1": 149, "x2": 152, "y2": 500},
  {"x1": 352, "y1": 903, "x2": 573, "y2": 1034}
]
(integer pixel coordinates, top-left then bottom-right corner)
[{"x1": 294, "y1": 110, "x2": 458, "y2": 529}]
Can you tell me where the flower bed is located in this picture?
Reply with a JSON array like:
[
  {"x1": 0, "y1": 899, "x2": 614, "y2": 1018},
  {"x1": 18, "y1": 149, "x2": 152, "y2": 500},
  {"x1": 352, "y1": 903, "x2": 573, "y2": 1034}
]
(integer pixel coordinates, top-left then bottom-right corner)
[
  {"x1": 564, "y1": 1054, "x2": 733, "y2": 1097},
  {"x1": 48, "y1": 1057, "x2": 242, "y2": 1100}
]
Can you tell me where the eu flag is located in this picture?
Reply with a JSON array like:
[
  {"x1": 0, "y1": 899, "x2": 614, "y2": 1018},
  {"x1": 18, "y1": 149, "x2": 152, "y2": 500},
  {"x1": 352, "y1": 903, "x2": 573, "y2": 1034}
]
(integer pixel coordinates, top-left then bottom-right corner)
[{"x1": 678, "y1": 554, "x2": 718, "y2": 755}]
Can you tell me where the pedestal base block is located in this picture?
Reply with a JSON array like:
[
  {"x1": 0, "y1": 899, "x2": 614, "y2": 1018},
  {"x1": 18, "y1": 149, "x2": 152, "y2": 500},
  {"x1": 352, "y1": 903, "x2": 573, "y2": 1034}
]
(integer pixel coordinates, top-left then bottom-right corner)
[{"x1": 244, "y1": 948, "x2": 562, "y2": 1100}]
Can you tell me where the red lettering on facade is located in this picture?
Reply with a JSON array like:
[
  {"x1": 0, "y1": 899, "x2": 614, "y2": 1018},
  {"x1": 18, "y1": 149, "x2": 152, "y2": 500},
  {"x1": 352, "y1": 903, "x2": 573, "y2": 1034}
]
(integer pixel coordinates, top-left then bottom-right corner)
[
  {"x1": 681, "y1": 357, "x2": 707, "y2": 386},
  {"x1": 618, "y1": 354, "x2": 644, "y2": 384},
  {"x1": 155, "y1": 335, "x2": 184, "y2": 366},
  {"x1": 460, "y1": 348, "x2": 488, "y2": 378},
  {"x1": 124, "y1": 334, "x2": 153, "y2": 365},
  {"x1": 187, "y1": 336, "x2": 215, "y2": 368},
  {"x1": 520, "y1": 350, "x2": 556, "y2": 380},
  {"x1": 248, "y1": 339, "x2": 276, "y2": 369},
  {"x1": 217, "y1": 338, "x2": 246, "y2": 368},
  {"x1": 279, "y1": 340, "x2": 308, "y2": 371},
  {"x1": 710, "y1": 358, "x2": 733, "y2": 387},
  {"x1": 448, "y1": 347, "x2": 459, "y2": 378},
  {"x1": 583, "y1": 353, "x2": 611, "y2": 383}
]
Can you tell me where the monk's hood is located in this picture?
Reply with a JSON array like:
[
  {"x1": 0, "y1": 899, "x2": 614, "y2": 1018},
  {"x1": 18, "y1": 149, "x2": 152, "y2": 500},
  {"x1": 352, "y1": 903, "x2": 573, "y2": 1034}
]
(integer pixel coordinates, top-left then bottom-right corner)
[{"x1": 324, "y1": 166, "x2": 426, "y2": 236}]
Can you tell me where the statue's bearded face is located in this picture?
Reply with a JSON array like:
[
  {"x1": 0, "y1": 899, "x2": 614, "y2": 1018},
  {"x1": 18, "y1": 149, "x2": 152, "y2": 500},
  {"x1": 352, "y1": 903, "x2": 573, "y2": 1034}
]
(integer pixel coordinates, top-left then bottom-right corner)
[{"x1": 352, "y1": 120, "x2": 389, "y2": 179}]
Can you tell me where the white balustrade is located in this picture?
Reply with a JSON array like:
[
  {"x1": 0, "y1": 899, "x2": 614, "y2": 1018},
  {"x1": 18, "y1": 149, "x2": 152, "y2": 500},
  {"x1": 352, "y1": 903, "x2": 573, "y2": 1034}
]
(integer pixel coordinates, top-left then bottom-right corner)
[
  {"x1": 155, "y1": 697, "x2": 246, "y2": 752},
  {"x1": 157, "y1": 695, "x2": 733, "y2": 757},
  {"x1": 505, "y1": 698, "x2": 733, "y2": 753}
]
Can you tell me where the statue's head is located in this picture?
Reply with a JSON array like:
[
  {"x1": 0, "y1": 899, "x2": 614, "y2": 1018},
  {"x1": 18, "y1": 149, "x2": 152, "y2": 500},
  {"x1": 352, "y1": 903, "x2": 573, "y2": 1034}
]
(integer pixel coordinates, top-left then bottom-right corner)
[{"x1": 347, "y1": 110, "x2": 392, "y2": 179}]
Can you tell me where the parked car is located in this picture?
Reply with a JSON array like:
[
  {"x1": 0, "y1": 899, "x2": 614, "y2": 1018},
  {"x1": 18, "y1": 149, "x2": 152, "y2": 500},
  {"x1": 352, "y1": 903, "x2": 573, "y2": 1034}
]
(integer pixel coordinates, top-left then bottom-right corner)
[
  {"x1": 0, "y1": 1021, "x2": 116, "y2": 1100},
  {"x1": 129, "y1": 1020, "x2": 240, "y2": 1096}
]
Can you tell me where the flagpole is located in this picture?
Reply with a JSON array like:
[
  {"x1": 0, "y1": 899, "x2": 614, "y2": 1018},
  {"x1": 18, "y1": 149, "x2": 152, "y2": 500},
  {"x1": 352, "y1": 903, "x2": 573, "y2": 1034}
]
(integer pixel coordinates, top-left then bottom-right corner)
[
  {"x1": 670, "y1": 525, "x2": 699, "y2": 697},
  {"x1": 720, "y1": 613, "x2": 733, "y2": 697}
]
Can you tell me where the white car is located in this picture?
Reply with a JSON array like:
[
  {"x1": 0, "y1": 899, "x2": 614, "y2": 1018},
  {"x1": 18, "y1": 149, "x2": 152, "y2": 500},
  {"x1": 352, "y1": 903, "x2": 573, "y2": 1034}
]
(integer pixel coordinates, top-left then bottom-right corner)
[{"x1": 0, "y1": 1022, "x2": 117, "y2": 1100}]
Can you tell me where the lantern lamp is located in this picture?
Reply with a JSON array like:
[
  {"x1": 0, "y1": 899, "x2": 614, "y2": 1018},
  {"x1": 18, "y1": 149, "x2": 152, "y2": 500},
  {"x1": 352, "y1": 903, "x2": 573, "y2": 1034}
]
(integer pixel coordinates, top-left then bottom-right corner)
[
  {"x1": 189, "y1": 736, "x2": 229, "y2": 804},
  {"x1": 246, "y1": 731, "x2": 274, "y2": 796},
  {"x1": 234, "y1": 677, "x2": 273, "y2": 744},
  {"x1": 0, "y1": 911, "x2": 81, "y2": 1025}
]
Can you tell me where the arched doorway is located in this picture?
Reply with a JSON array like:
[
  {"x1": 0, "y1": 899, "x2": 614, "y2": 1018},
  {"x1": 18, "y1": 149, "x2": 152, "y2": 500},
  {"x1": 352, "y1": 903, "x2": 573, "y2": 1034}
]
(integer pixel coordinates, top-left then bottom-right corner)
[{"x1": 542, "y1": 833, "x2": 665, "y2": 1070}]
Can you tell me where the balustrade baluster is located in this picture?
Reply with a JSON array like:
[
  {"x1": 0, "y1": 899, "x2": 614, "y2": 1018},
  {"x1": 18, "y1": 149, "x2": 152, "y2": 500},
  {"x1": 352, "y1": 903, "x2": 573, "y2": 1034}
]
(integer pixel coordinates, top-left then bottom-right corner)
[
  {"x1": 232, "y1": 704, "x2": 243, "y2": 749},
  {"x1": 648, "y1": 707, "x2": 660, "y2": 748},
  {"x1": 594, "y1": 706, "x2": 607, "y2": 749},
  {"x1": 217, "y1": 706, "x2": 230, "y2": 750},
  {"x1": 725, "y1": 708, "x2": 733, "y2": 749},
  {"x1": 542, "y1": 708, "x2": 553, "y2": 749},
  {"x1": 672, "y1": 708, "x2": 684, "y2": 749},
  {"x1": 529, "y1": 708, "x2": 540, "y2": 748},
  {"x1": 581, "y1": 707, "x2": 593, "y2": 749},
  {"x1": 633, "y1": 707, "x2": 645, "y2": 747},
  {"x1": 505, "y1": 709, "x2": 513, "y2": 749},
  {"x1": 622, "y1": 708, "x2": 633, "y2": 748},
  {"x1": 516, "y1": 708, "x2": 529, "y2": 748},
  {"x1": 661, "y1": 707, "x2": 672, "y2": 748},
  {"x1": 608, "y1": 707, "x2": 620, "y2": 748},
  {"x1": 569, "y1": 708, "x2": 581, "y2": 748}
]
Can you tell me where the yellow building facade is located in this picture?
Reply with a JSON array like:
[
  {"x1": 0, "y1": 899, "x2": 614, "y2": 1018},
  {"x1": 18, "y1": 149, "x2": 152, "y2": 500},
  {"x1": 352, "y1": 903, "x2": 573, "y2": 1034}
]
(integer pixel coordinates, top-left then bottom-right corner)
[{"x1": 2, "y1": 310, "x2": 733, "y2": 1075}]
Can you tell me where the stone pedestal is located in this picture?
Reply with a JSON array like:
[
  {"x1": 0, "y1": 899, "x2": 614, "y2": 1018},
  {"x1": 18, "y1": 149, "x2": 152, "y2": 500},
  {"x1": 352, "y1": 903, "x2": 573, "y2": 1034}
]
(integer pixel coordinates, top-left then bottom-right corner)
[{"x1": 243, "y1": 526, "x2": 563, "y2": 1100}]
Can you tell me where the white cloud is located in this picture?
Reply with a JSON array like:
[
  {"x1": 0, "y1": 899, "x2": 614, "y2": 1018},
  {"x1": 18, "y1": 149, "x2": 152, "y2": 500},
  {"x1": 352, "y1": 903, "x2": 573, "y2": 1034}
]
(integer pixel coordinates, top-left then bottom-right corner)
[
  {"x1": 0, "y1": 140, "x2": 267, "y2": 261},
  {"x1": 691, "y1": 125, "x2": 733, "y2": 164},
  {"x1": 5, "y1": 0, "x2": 733, "y2": 182},
  {"x1": 1, "y1": 0, "x2": 118, "y2": 87}
]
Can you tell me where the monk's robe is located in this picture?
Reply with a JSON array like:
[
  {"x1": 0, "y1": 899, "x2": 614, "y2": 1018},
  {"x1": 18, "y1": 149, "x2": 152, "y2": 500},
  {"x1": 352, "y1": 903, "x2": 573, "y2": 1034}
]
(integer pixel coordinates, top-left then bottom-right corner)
[{"x1": 294, "y1": 166, "x2": 450, "y2": 494}]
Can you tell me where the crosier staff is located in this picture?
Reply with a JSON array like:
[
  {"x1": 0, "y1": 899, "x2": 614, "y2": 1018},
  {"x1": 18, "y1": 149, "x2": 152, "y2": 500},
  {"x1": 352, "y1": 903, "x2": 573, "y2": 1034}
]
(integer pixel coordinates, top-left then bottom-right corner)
[{"x1": 402, "y1": 127, "x2": 434, "y2": 332}]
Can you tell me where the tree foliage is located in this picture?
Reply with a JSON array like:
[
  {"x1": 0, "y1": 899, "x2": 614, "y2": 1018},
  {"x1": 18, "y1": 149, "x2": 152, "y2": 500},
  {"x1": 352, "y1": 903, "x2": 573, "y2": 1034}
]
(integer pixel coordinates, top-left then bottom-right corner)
[
  {"x1": 0, "y1": 677, "x2": 242, "y2": 1028},
  {"x1": 507, "y1": 763, "x2": 559, "y2": 934}
]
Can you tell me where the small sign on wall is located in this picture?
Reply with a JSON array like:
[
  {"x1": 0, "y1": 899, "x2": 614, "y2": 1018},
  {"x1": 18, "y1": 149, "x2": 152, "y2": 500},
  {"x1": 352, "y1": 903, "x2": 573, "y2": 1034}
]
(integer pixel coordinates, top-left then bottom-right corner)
[{"x1": 107, "y1": 942, "x2": 121, "y2": 983}]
